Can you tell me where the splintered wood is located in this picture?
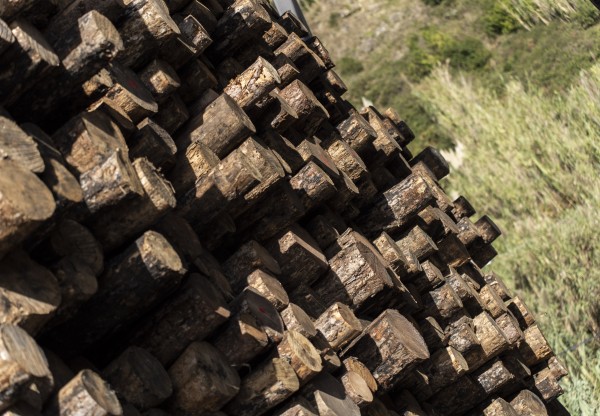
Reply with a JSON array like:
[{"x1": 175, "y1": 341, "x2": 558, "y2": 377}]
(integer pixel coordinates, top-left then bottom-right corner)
[{"x1": 0, "y1": 1, "x2": 567, "y2": 415}]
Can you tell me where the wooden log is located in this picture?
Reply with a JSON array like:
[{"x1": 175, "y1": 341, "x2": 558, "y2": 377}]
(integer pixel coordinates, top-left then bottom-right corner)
[
  {"x1": 0, "y1": 17, "x2": 14, "y2": 54},
  {"x1": 533, "y1": 366, "x2": 563, "y2": 402},
  {"x1": 495, "y1": 312, "x2": 524, "y2": 345},
  {"x1": 445, "y1": 268, "x2": 483, "y2": 315},
  {"x1": 168, "y1": 140, "x2": 219, "y2": 195},
  {"x1": 547, "y1": 356, "x2": 568, "y2": 380},
  {"x1": 178, "y1": 59, "x2": 218, "y2": 104},
  {"x1": 104, "y1": 64, "x2": 159, "y2": 123},
  {"x1": 476, "y1": 215, "x2": 502, "y2": 244},
  {"x1": 452, "y1": 195, "x2": 476, "y2": 219},
  {"x1": 472, "y1": 358, "x2": 519, "y2": 396},
  {"x1": 138, "y1": 59, "x2": 181, "y2": 101},
  {"x1": 289, "y1": 161, "x2": 337, "y2": 211},
  {"x1": 45, "y1": 257, "x2": 97, "y2": 329},
  {"x1": 255, "y1": 89, "x2": 301, "y2": 133},
  {"x1": 274, "y1": 33, "x2": 326, "y2": 84},
  {"x1": 116, "y1": 0, "x2": 180, "y2": 69},
  {"x1": 224, "y1": 56, "x2": 281, "y2": 110},
  {"x1": 482, "y1": 399, "x2": 520, "y2": 416},
  {"x1": 246, "y1": 269, "x2": 289, "y2": 311},
  {"x1": 331, "y1": 109, "x2": 377, "y2": 154},
  {"x1": 357, "y1": 173, "x2": 435, "y2": 237},
  {"x1": 339, "y1": 371, "x2": 373, "y2": 408},
  {"x1": 4, "y1": 402, "x2": 41, "y2": 416},
  {"x1": 278, "y1": 79, "x2": 329, "y2": 136},
  {"x1": 426, "y1": 346, "x2": 469, "y2": 392},
  {"x1": 52, "y1": 110, "x2": 127, "y2": 176},
  {"x1": 262, "y1": 20, "x2": 287, "y2": 49},
  {"x1": 168, "y1": 342, "x2": 240, "y2": 414},
  {"x1": 410, "y1": 147, "x2": 449, "y2": 180},
  {"x1": 0, "y1": 159, "x2": 55, "y2": 258},
  {"x1": 177, "y1": 93, "x2": 255, "y2": 156},
  {"x1": 417, "y1": 206, "x2": 460, "y2": 241},
  {"x1": 79, "y1": 150, "x2": 144, "y2": 214},
  {"x1": 89, "y1": 99, "x2": 136, "y2": 138},
  {"x1": 21, "y1": 124, "x2": 83, "y2": 214},
  {"x1": 0, "y1": 251, "x2": 60, "y2": 335},
  {"x1": 280, "y1": 303, "x2": 317, "y2": 339},
  {"x1": 506, "y1": 296, "x2": 536, "y2": 330},
  {"x1": 312, "y1": 231, "x2": 394, "y2": 310},
  {"x1": 479, "y1": 284, "x2": 509, "y2": 318},
  {"x1": 47, "y1": 231, "x2": 185, "y2": 348},
  {"x1": 301, "y1": 372, "x2": 360, "y2": 416},
  {"x1": 342, "y1": 309, "x2": 429, "y2": 391},
  {"x1": 43, "y1": 349, "x2": 74, "y2": 396},
  {"x1": 224, "y1": 357, "x2": 299, "y2": 416},
  {"x1": 484, "y1": 272, "x2": 512, "y2": 301},
  {"x1": 176, "y1": 13, "x2": 212, "y2": 52},
  {"x1": 266, "y1": 225, "x2": 328, "y2": 290},
  {"x1": 88, "y1": 157, "x2": 176, "y2": 251},
  {"x1": 465, "y1": 312, "x2": 510, "y2": 369},
  {"x1": 418, "y1": 283, "x2": 464, "y2": 323},
  {"x1": 271, "y1": 53, "x2": 300, "y2": 85},
  {"x1": 231, "y1": 287, "x2": 285, "y2": 343},
  {"x1": 0, "y1": 324, "x2": 52, "y2": 412},
  {"x1": 130, "y1": 273, "x2": 230, "y2": 365},
  {"x1": 45, "y1": 370, "x2": 122, "y2": 416},
  {"x1": 471, "y1": 242, "x2": 498, "y2": 267},
  {"x1": 314, "y1": 302, "x2": 362, "y2": 351},
  {"x1": 209, "y1": 0, "x2": 271, "y2": 56},
  {"x1": 518, "y1": 325, "x2": 553, "y2": 366},
  {"x1": 211, "y1": 312, "x2": 269, "y2": 367},
  {"x1": 0, "y1": 19, "x2": 59, "y2": 105},
  {"x1": 273, "y1": 397, "x2": 317, "y2": 416},
  {"x1": 235, "y1": 136, "x2": 286, "y2": 207},
  {"x1": 128, "y1": 119, "x2": 177, "y2": 171},
  {"x1": 222, "y1": 240, "x2": 281, "y2": 293},
  {"x1": 277, "y1": 330, "x2": 323, "y2": 384},
  {"x1": 510, "y1": 390, "x2": 548, "y2": 415},
  {"x1": 103, "y1": 347, "x2": 172, "y2": 409},
  {"x1": 278, "y1": 10, "x2": 308, "y2": 36},
  {"x1": 0, "y1": 115, "x2": 44, "y2": 173},
  {"x1": 411, "y1": 260, "x2": 445, "y2": 294},
  {"x1": 176, "y1": 149, "x2": 262, "y2": 227},
  {"x1": 397, "y1": 226, "x2": 438, "y2": 261},
  {"x1": 342, "y1": 357, "x2": 378, "y2": 393},
  {"x1": 418, "y1": 316, "x2": 448, "y2": 351}
]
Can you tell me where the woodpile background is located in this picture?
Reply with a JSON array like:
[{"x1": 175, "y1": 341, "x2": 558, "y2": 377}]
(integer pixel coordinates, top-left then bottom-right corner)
[{"x1": 0, "y1": 0, "x2": 570, "y2": 415}]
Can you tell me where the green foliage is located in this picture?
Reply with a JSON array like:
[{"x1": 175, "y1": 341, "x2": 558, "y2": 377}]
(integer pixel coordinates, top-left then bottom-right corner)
[
  {"x1": 483, "y1": 1, "x2": 521, "y2": 35},
  {"x1": 421, "y1": 0, "x2": 445, "y2": 5},
  {"x1": 504, "y1": 0, "x2": 600, "y2": 29},
  {"x1": 401, "y1": 28, "x2": 491, "y2": 80},
  {"x1": 417, "y1": 65, "x2": 600, "y2": 413},
  {"x1": 337, "y1": 56, "x2": 364, "y2": 75}
]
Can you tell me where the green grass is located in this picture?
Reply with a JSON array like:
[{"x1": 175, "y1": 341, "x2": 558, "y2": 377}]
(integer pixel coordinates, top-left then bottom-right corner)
[
  {"x1": 504, "y1": 0, "x2": 600, "y2": 29},
  {"x1": 416, "y1": 64, "x2": 600, "y2": 413}
]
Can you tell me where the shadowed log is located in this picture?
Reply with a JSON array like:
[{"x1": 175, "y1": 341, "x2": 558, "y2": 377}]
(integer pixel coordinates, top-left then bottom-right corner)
[
  {"x1": 211, "y1": 312, "x2": 269, "y2": 367},
  {"x1": 45, "y1": 370, "x2": 121, "y2": 416},
  {"x1": 0, "y1": 115, "x2": 44, "y2": 172},
  {"x1": 130, "y1": 274, "x2": 230, "y2": 366},
  {"x1": 339, "y1": 371, "x2": 373, "y2": 408},
  {"x1": 510, "y1": 390, "x2": 548, "y2": 415},
  {"x1": 168, "y1": 342, "x2": 240, "y2": 415},
  {"x1": 222, "y1": 240, "x2": 281, "y2": 293},
  {"x1": 103, "y1": 347, "x2": 172, "y2": 409},
  {"x1": 281, "y1": 303, "x2": 317, "y2": 339},
  {"x1": 301, "y1": 372, "x2": 360, "y2": 416},
  {"x1": 247, "y1": 269, "x2": 289, "y2": 311},
  {"x1": 224, "y1": 357, "x2": 299, "y2": 416}
]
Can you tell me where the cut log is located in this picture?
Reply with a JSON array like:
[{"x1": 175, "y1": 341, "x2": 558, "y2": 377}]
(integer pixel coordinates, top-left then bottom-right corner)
[
  {"x1": 357, "y1": 173, "x2": 435, "y2": 236},
  {"x1": 418, "y1": 283, "x2": 464, "y2": 323},
  {"x1": 533, "y1": 366, "x2": 563, "y2": 402},
  {"x1": 278, "y1": 79, "x2": 328, "y2": 136},
  {"x1": 247, "y1": 269, "x2": 289, "y2": 311},
  {"x1": 88, "y1": 157, "x2": 176, "y2": 251},
  {"x1": 397, "y1": 226, "x2": 438, "y2": 261},
  {"x1": 417, "y1": 316, "x2": 448, "y2": 351},
  {"x1": 417, "y1": 206, "x2": 460, "y2": 241},
  {"x1": 46, "y1": 257, "x2": 97, "y2": 329},
  {"x1": 479, "y1": 284, "x2": 509, "y2": 319},
  {"x1": 130, "y1": 274, "x2": 230, "y2": 366},
  {"x1": 128, "y1": 119, "x2": 177, "y2": 171},
  {"x1": 176, "y1": 149, "x2": 262, "y2": 227},
  {"x1": 138, "y1": 59, "x2": 181, "y2": 101},
  {"x1": 452, "y1": 195, "x2": 476, "y2": 220},
  {"x1": 168, "y1": 139, "x2": 219, "y2": 194},
  {"x1": 104, "y1": 64, "x2": 159, "y2": 123},
  {"x1": 302, "y1": 372, "x2": 360, "y2": 416},
  {"x1": 224, "y1": 357, "x2": 300, "y2": 416},
  {"x1": 266, "y1": 224, "x2": 328, "y2": 290},
  {"x1": 177, "y1": 93, "x2": 255, "y2": 157},
  {"x1": 411, "y1": 260, "x2": 445, "y2": 294},
  {"x1": 280, "y1": 303, "x2": 317, "y2": 339},
  {"x1": 274, "y1": 32, "x2": 326, "y2": 83},
  {"x1": 426, "y1": 346, "x2": 469, "y2": 392},
  {"x1": 211, "y1": 312, "x2": 269, "y2": 367},
  {"x1": 484, "y1": 272, "x2": 512, "y2": 301},
  {"x1": 89, "y1": 99, "x2": 136, "y2": 137},
  {"x1": 495, "y1": 312, "x2": 524, "y2": 345},
  {"x1": 0, "y1": 324, "x2": 53, "y2": 412},
  {"x1": 103, "y1": 347, "x2": 172, "y2": 409},
  {"x1": 224, "y1": 56, "x2": 281, "y2": 110},
  {"x1": 45, "y1": 370, "x2": 121, "y2": 416},
  {"x1": 510, "y1": 390, "x2": 548, "y2": 416},
  {"x1": 0, "y1": 19, "x2": 59, "y2": 106},
  {"x1": 273, "y1": 397, "x2": 317, "y2": 416},
  {"x1": 465, "y1": 312, "x2": 510, "y2": 369},
  {"x1": 482, "y1": 399, "x2": 519, "y2": 416},
  {"x1": 342, "y1": 309, "x2": 429, "y2": 391},
  {"x1": 79, "y1": 150, "x2": 144, "y2": 214},
  {"x1": 176, "y1": 14, "x2": 212, "y2": 52},
  {"x1": 178, "y1": 58, "x2": 218, "y2": 103},
  {"x1": 0, "y1": 251, "x2": 61, "y2": 335},
  {"x1": 473, "y1": 358, "x2": 519, "y2": 396},
  {"x1": 277, "y1": 330, "x2": 323, "y2": 383},
  {"x1": 476, "y1": 215, "x2": 502, "y2": 244},
  {"x1": 518, "y1": 325, "x2": 553, "y2": 366},
  {"x1": 410, "y1": 147, "x2": 449, "y2": 181},
  {"x1": 342, "y1": 357, "x2": 378, "y2": 393},
  {"x1": 314, "y1": 302, "x2": 362, "y2": 350},
  {"x1": 262, "y1": 21, "x2": 287, "y2": 49},
  {"x1": 0, "y1": 18, "x2": 14, "y2": 54},
  {"x1": 168, "y1": 342, "x2": 240, "y2": 414},
  {"x1": 116, "y1": 0, "x2": 180, "y2": 69},
  {"x1": 222, "y1": 240, "x2": 281, "y2": 293},
  {"x1": 47, "y1": 231, "x2": 185, "y2": 348},
  {"x1": 231, "y1": 287, "x2": 285, "y2": 343},
  {"x1": 0, "y1": 159, "x2": 55, "y2": 258},
  {"x1": 153, "y1": 94, "x2": 189, "y2": 134},
  {"x1": 445, "y1": 268, "x2": 483, "y2": 315},
  {"x1": 52, "y1": 110, "x2": 127, "y2": 176},
  {"x1": 340, "y1": 371, "x2": 373, "y2": 407},
  {"x1": 506, "y1": 296, "x2": 536, "y2": 330},
  {"x1": 0, "y1": 115, "x2": 44, "y2": 172}
]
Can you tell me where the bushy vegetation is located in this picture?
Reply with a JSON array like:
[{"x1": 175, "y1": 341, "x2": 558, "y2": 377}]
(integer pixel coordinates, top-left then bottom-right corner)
[
  {"x1": 416, "y1": 64, "x2": 600, "y2": 413},
  {"x1": 505, "y1": 0, "x2": 600, "y2": 29}
]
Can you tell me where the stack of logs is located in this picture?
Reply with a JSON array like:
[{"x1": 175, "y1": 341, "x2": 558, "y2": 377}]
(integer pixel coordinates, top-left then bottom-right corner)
[{"x1": 0, "y1": 0, "x2": 570, "y2": 415}]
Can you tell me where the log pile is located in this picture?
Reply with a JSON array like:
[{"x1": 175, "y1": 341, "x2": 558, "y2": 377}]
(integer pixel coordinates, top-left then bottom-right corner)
[{"x1": 0, "y1": 1, "x2": 569, "y2": 415}]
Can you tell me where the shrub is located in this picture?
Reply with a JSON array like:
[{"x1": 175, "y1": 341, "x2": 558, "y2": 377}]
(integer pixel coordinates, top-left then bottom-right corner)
[
  {"x1": 337, "y1": 56, "x2": 364, "y2": 75},
  {"x1": 484, "y1": 1, "x2": 521, "y2": 36}
]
